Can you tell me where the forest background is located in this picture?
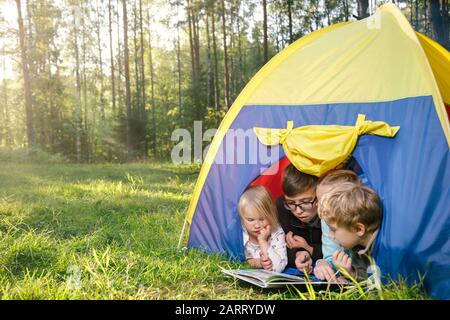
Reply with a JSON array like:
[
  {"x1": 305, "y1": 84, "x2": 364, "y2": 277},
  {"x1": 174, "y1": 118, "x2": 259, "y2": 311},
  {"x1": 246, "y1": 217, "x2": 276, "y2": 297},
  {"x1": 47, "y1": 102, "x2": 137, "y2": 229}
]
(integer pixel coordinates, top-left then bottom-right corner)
[{"x1": 0, "y1": 0, "x2": 449, "y2": 163}]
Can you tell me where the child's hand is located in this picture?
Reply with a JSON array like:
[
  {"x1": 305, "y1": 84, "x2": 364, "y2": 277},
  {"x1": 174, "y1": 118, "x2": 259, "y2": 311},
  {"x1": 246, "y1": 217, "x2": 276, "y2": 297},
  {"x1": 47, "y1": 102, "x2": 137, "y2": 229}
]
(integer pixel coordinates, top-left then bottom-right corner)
[
  {"x1": 295, "y1": 251, "x2": 312, "y2": 274},
  {"x1": 313, "y1": 259, "x2": 337, "y2": 282},
  {"x1": 286, "y1": 232, "x2": 313, "y2": 253},
  {"x1": 332, "y1": 250, "x2": 353, "y2": 276},
  {"x1": 260, "y1": 252, "x2": 273, "y2": 271},
  {"x1": 257, "y1": 225, "x2": 271, "y2": 243}
]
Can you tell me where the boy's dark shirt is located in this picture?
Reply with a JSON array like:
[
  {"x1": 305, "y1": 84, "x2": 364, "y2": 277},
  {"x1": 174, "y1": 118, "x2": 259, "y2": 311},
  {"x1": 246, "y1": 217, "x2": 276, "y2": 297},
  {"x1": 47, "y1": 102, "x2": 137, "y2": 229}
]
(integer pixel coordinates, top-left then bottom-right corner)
[{"x1": 275, "y1": 196, "x2": 323, "y2": 268}]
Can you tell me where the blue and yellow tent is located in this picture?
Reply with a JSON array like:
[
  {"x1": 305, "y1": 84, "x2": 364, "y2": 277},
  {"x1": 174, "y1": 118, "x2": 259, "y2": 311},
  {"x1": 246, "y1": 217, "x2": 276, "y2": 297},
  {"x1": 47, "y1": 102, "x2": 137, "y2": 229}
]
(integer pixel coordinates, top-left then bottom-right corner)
[{"x1": 180, "y1": 4, "x2": 450, "y2": 299}]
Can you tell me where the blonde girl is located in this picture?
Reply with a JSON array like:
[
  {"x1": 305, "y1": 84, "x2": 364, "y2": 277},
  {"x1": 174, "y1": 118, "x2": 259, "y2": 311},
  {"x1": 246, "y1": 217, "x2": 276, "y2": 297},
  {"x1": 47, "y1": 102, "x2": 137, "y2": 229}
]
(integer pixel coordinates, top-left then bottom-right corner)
[{"x1": 238, "y1": 186, "x2": 287, "y2": 273}]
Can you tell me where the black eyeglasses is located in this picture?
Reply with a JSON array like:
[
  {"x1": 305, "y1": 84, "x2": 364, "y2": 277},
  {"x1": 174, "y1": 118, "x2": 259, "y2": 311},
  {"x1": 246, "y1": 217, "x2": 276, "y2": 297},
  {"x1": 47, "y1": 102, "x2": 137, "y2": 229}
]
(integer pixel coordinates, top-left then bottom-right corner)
[{"x1": 283, "y1": 198, "x2": 317, "y2": 212}]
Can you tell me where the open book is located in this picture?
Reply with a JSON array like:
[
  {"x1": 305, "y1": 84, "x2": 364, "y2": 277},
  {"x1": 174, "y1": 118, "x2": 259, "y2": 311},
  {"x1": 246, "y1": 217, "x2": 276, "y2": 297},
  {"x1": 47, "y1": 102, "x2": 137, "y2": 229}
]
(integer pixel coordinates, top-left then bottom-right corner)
[{"x1": 222, "y1": 269, "x2": 330, "y2": 288}]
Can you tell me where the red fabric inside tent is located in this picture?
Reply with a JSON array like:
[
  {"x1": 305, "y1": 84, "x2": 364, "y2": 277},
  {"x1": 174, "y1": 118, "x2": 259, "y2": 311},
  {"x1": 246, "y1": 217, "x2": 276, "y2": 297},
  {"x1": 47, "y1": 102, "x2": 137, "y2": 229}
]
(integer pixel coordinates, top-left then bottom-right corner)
[{"x1": 250, "y1": 157, "x2": 291, "y2": 200}]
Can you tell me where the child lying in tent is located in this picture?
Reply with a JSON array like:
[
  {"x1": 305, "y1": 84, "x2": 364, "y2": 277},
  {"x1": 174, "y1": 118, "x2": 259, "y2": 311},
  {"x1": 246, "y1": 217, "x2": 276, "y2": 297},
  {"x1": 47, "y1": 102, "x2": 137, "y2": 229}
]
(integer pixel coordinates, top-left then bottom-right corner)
[
  {"x1": 318, "y1": 182, "x2": 382, "y2": 282},
  {"x1": 314, "y1": 169, "x2": 361, "y2": 281},
  {"x1": 275, "y1": 164, "x2": 322, "y2": 274},
  {"x1": 238, "y1": 186, "x2": 288, "y2": 273}
]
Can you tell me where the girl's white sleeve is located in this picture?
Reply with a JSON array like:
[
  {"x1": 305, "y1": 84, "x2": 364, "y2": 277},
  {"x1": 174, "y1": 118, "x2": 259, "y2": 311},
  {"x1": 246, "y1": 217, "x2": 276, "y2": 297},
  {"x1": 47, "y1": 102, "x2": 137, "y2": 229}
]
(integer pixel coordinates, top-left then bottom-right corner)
[{"x1": 266, "y1": 226, "x2": 288, "y2": 273}]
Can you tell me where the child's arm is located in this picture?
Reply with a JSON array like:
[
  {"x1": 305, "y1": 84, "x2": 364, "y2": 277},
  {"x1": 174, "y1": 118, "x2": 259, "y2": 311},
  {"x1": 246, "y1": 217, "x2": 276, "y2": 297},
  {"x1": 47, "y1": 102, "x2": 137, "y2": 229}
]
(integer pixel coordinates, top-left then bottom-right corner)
[
  {"x1": 259, "y1": 253, "x2": 273, "y2": 271},
  {"x1": 332, "y1": 250, "x2": 355, "y2": 278},
  {"x1": 257, "y1": 225, "x2": 273, "y2": 271},
  {"x1": 321, "y1": 220, "x2": 345, "y2": 267},
  {"x1": 247, "y1": 258, "x2": 263, "y2": 269},
  {"x1": 257, "y1": 225, "x2": 271, "y2": 257},
  {"x1": 287, "y1": 232, "x2": 323, "y2": 261},
  {"x1": 314, "y1": 259, "x2": 337, "y2": 281},
  {"x1": 295, "y1": 251, "x2": 313, "y2": 274},
  {"x1": 264, "y1": 227, "x2": 288, "y2": 273}
]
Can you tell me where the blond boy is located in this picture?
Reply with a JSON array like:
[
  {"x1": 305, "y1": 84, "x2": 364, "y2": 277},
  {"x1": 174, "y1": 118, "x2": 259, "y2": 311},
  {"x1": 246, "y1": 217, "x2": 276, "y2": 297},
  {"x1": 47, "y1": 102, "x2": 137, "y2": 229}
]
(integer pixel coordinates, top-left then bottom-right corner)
[
  {"x1": 314, "y1": 170, "x2": 361, "y2": 281},
  {"x1": 318, "y1": 182, "x2": 382, "y2": 281}
]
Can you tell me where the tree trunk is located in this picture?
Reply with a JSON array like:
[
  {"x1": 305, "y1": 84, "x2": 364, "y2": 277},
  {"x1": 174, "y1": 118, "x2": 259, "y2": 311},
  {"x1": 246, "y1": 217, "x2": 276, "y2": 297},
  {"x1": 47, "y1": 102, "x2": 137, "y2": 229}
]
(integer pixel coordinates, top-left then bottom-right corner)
[
  {"x1": 72, "y1": 7, "x2": 82, "y2": 163},
  {"x1": 139, "y1": 0, "x2": 147, "y2": 158},
  {"x1": 206, "y1": 12, "x2": 212, "y2": 109},
  {"x1": 262, "y1": 0, "x2": 268, "y2": 64},
  {"x1": 186, "y1": 0, "x2": 201, "y2": 118},
  {"x1": 357, "y1": 0, "x2": 369, "y2": 19},
  {"x1": 147, "y1": 8, "x2": 156, "y2": 157},
  {"x1": 193, "y1": 5, "x2": 202, "y2": 117},
  {"x1": 409, "y1": 0, "x2": 413, "y2": 25},
  {"x1": 230, "y1": 2, "x2": 236, "y2": 101},
  {"x1": 122, "y1": 0, "x2": 133, "y2": 158},
  {"x1": 443, "y1": 0, "x2": 450, "y2": 50},
  {"x1": 187, "y1": 0, "x2": 196, "y2": 87},
  {"x1": 415, "y1": 0, "x2": 419, "y2": 30},
  {"x1": 0, "y1": 49, "x2": 4, "y2": 145},
  {"x1": 81, "y1": 4, "x2": 90, "y2": 162},
  {"x1": 275, "y1": 8, "x2": 281, "y2": 51},
  {"x1": 288, "y1": 0, "x2": 293, "y2": 43},
  {"x1": 424, "y1": 0, "x2": 431, "y2": 35},
  {"x1": 1, "y1": 45, "x2": 11, "y2": 147},
  {"x1": 236, "y1": 1, "x2": 244, "y2": 91},
  {"x1": 429, "y1": 0, "x2": 450, "y2": 49},
  {"x1": 96, "y1": 0, "x2": 105, "y2": 123},
  {"x1": 221, "y1": 0, "x2": 230, "y2": 109},
  {"x1": 108, "y1": 0, "x2": 117, "y2": 114},
  {"x1": 176, "y1": 21, "x2": 183, "y2": 118},
  {"x1": 15, "y1": 0, "x2": 35, "y2": 148},
  {"x1": 133, "y1": 0, "x2": 140, "y2": 113},
  {"x1": 117, "y1": 0, "x2": 123, "y2": 115},
  {"x1": 211, "y1": 2, "x2": 220, "y2": 110}
]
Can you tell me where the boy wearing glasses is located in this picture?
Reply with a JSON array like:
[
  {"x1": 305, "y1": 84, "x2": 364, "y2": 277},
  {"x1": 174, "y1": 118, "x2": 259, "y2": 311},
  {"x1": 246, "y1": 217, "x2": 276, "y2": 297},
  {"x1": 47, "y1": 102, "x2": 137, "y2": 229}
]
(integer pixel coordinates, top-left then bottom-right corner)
[{"x1": 275, "y1": 164, "x2": 322, "y2": 273}]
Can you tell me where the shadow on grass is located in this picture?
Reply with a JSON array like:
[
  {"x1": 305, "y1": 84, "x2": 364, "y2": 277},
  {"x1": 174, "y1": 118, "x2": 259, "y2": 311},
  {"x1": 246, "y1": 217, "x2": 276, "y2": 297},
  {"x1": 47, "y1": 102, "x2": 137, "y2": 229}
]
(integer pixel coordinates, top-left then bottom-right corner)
[
  {"x1": 19, "y1": 191, "x2": 188, "y2": 240},
  {"x1": 2, "y1": 247, "x2": 58, "y2": 277}
]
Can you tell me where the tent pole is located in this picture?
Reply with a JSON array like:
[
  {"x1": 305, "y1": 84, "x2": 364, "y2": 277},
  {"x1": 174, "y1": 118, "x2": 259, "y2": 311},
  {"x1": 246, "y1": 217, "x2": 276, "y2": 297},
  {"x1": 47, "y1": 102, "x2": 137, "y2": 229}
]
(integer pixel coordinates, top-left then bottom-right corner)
[{"x1": 177, "y1": 219, "x2": 188, "y2": 250}]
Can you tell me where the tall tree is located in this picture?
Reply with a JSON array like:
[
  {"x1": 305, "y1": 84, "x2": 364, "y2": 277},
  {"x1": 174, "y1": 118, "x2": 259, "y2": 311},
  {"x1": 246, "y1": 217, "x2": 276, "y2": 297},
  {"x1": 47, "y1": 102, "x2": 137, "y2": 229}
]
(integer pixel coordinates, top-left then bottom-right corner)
[
  {"x1": 186, "y1": 0, "x2": 202, "y2": 117},
  {"x1": 176, "y1": 21, "x2": 183, "y2": 117},
  {"x1": 122, "y1": 0, "x2": 133, "y2": 157},
  {"x1": 415, "y1": 0, "x2": 419, "y2": 30},
  {"x1": 138, "y1": 0, "x2": 147, "y2": 157},
  {"x1": 81, "y1": 1, "x2": 90, "y2": 162},
  {"x1": 429, "y1": 0, "x2": 450, "y2": 49},
  {"x1": 108, "y1": 0, "x2": 117, "y2": 114},
  {"x1": 1, "y1": 45, "x2": 11, "y2": 147},
  {"x1": 287, "y1": 0, "x2": 293, "y2": 43},
  {"x1": 211, "y1": 0, "x2": 220, "y2": 110},
  {"x1": 229, "y1": 0, "x2": 237, "y2": 100},
  {"x1": 423, "y1": 0, "x2": 431, "y2": 34},
  {"x1": 443, "y1": 0, "x2": 450, "y2": 50},
  {"x1": 147, "y1": 8, "x2": 156, "y2": 157},
  {"x1": 221, "y1": 0, "x2": 230, "y2": 109},
  {"x1": 236, "y1": 0, "x2": 244, "y2": 91},
  {"x1": 72, "y1": 6, "x2": 82, "y2": 163},
  {"x1": 133, "y1": 0, "x2": 140, "y2": 113},
  {"x1": 15, "y1": 0, "x2": 35, "y2": 148},
  {"x1": 205, "y1": 10, "x2": 213, "y2": 109},
  {"x1": 138, "y1": 0, "x2": 145, "y2": 110},
  {"x1": 356, "y1": 0, "x2": 369, "y2": 19},
  {"x1": 96, "y1": 0, "x2": 105, "y2": 123},
  {"x1": 117, "y1": 0, "x2": 123, "y2": 115},
  {"x1": 343, "y1": 0, "x2": 350, "y2": 22},
  {"x1": 262, "y1": 0, "x2": 268, "y2": 63}
]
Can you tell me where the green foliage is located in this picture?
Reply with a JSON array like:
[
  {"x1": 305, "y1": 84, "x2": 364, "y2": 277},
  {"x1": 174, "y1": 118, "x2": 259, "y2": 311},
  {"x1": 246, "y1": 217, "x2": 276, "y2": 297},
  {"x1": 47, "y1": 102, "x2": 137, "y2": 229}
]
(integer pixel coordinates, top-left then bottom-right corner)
[{"x1": 0, "y1": 161, "x2": 429, "y2": 299}]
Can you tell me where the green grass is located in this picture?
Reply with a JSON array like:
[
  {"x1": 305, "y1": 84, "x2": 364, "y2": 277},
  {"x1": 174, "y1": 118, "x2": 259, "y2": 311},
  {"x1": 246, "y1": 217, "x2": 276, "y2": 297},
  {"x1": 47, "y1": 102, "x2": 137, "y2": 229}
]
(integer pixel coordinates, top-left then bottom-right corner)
[{"x1": 0, "y1": 160, "x2": 429, "y2": 299}]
